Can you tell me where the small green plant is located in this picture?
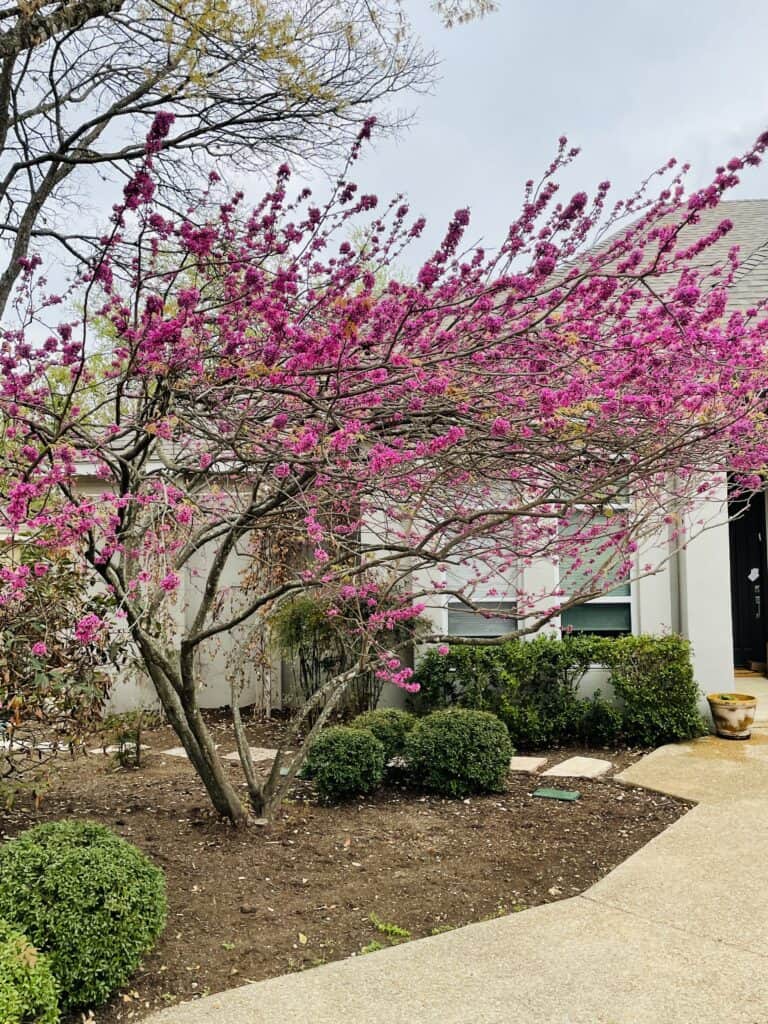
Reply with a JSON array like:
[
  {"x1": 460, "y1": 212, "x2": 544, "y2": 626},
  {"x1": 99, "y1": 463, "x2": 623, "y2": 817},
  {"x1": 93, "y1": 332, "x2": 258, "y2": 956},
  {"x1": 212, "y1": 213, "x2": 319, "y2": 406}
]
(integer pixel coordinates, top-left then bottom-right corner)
[
  {"x1": 359, "y1": 940, "x2": 384, "y2": 955},
  {"x1": 405, "y1": 709, "x2": 512, "y2": 797},
  {"x1": 369, "y1": 912, "x2": 411, "y2": 940},
  {"x1": 429, "y1": 924, "x2": 455, "y2": 936},
  {"x1": 303, "y1": 726, "x2": 385, "y2": 802},
  {"x1": 0, "y1": 918, "x2": 60, "y2": 1024},
  {"x1": 349, "y1": 708, "x2": 416, "y2": 760},
  {"x1": 0, "y1": 820, "x2": 167, "y2": 1011}
]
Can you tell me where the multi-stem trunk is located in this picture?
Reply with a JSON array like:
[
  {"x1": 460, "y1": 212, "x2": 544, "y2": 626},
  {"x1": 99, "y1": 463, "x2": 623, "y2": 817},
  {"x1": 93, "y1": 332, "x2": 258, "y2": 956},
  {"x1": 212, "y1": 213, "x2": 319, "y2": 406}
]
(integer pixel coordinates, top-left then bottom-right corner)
[{"x1": 134, "y1": 632, "x2": 249, "y2": 826}]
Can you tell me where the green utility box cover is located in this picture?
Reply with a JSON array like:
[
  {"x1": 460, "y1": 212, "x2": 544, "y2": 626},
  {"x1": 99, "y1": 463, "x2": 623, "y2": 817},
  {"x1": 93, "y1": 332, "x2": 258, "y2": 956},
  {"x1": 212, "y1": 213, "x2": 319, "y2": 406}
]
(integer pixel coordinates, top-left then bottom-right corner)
[{"x1": 532, "y1": 787, "x2": 580, "y2": 802}]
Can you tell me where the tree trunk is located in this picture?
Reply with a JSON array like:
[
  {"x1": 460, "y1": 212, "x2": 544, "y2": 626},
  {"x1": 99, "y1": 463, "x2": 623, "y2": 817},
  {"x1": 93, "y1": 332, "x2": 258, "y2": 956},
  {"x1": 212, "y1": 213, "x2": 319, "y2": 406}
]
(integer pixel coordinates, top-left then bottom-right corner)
[{"x1": 139, "y1": 642, "x2": 249, "y2": 826}]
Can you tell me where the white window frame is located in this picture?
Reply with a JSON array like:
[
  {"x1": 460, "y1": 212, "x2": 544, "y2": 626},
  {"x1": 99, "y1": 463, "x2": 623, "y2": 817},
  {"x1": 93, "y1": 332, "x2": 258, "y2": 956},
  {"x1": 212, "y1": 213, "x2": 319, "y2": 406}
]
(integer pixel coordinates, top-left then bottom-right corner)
[
  {"x1": 557, "y1": 504, "x2": 635, "y2": 637},
  {"x1": 446, "y1": 599, "x2": 518, "y2": 639}
]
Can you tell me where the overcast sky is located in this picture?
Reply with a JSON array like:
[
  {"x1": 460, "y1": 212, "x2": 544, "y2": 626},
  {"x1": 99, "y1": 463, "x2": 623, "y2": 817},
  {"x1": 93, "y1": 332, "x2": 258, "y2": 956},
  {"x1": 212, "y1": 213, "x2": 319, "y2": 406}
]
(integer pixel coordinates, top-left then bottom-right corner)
[{"x1": 304, "y1": 0, "x2": 768, "y2": 264}]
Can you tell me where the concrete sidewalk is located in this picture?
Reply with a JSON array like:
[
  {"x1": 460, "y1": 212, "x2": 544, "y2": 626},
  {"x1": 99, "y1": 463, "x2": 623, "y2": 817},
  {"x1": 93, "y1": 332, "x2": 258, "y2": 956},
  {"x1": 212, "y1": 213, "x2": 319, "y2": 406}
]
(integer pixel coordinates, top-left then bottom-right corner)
[{"x1": 148, "y1": 731, "x2": 768, "y2": 1024}]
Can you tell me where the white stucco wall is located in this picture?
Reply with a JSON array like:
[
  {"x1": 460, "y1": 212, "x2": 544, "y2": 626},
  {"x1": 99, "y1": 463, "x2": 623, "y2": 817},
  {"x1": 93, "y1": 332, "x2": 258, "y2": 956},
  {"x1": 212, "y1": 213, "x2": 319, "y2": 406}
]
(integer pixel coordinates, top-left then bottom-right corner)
[
  {"x1": 98, "y1": 476, "x2": 737, "y2": 716},
  {"x1": 65, "y1": 473, "x2": 275, "y2": 716},
  {"x1": 412, "y1": 488, "x2": 735, "y2": 715}
]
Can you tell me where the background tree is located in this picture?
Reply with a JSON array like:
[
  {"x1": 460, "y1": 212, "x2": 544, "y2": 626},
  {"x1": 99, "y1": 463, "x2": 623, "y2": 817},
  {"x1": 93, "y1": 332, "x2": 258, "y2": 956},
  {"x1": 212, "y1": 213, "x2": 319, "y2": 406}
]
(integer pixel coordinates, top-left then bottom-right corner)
[
  {"x1": 3, "y1": 118, "x2": 768, "y2": 824},
  {"x1": 0, "y1": 0, "x2": 438, "y2": 317}
]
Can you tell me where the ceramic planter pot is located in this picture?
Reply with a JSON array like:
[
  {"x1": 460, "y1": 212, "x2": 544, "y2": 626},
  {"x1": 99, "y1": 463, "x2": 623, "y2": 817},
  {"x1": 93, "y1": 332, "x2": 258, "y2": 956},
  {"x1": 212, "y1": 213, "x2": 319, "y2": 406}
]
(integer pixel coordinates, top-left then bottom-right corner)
[{"x1": 706, "y1": 692, "x2": 758, "y2": 740}]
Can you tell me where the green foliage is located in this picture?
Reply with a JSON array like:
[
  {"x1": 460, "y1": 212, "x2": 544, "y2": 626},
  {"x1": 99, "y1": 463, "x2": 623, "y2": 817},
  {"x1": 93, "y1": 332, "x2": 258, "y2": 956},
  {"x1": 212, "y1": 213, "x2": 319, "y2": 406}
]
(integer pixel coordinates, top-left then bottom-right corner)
[
  {"x1": 359, "y1": 940, "x2": 384, "y2": 954},
  {"x1": 270, "y1": 596, "x2": 382, "y2": 715},
  {"x1": 0, "y1": 821, "x2": 167, "y2": 1011},
  {"x1": 575, "y1": 692, "x2": 623, "y2": 747},
  {"x1": 602, "y1": 635, "x2": 706, "y2": 746},
  {"x1": 369, "y1": 912, "x2": 410, "y2": 940},
  {"x1": 412, "y1": 636, "x2": 611, "y2": 749},
  {"x1": 0, "y1": 918, "x2": 59, "y2": 1024},
  {"x1": 349, "y1": 708, "x2": 416, "y2": 760},
  {"x1": 405, "y1": 709, "x2": 512, "y2": 797},
  {"x1": 411, "y1": 634, "x2": 704, "y2": 750},
  {"x1": 304, "y1": 726, "x2": 386, "y2": 803}
]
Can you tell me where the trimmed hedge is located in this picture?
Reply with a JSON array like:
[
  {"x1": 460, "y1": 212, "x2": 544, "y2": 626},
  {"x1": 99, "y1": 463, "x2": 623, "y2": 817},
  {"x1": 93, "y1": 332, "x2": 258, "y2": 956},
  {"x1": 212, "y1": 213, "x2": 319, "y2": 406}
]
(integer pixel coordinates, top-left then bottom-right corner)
[
  {"x1": 412, "y1": 634, "x2": 704, "y2": 750},
  {"x1": 405, "y1": 708, "x2": 512, "y2": 797},
  {"x1": 349, "y1": 708, "x2": 416, "y2": 760},
  {"x1": 0, "y1": 919, "x2": 59, "y2": 1024},
  {"x1": 304, "y1": 726, "x2": 386, "y2": 802},
  {"x1": 0, "y1": 821, "x2": 166, "y2": 1011},
  {"x1": 604, "y1": 634, "x2": 706, "y2": 745}
]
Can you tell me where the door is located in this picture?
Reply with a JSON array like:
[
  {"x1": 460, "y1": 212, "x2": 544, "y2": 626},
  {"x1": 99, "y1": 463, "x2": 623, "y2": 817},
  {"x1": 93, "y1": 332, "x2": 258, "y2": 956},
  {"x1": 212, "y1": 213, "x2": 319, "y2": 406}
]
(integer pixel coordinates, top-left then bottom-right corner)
[{"x1": 729, "y1": 489, "x2": 768, "y2": 667}]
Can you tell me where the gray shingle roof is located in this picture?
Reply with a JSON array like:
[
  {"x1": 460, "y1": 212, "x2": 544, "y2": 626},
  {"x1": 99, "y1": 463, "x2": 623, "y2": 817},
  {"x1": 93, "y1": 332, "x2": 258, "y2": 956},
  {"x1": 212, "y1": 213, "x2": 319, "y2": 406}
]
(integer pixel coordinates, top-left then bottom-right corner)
[{"x1": 665, "y1": 198, "x2": 768, "y2": 312}]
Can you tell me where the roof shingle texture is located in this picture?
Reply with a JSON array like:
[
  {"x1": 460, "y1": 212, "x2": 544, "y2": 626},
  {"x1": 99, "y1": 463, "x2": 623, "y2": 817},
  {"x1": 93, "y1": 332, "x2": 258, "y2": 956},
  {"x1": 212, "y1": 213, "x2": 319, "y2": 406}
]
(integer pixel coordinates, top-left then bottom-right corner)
[{"x1": 669, "y1": 198, "x2": 768, "y2": 312}]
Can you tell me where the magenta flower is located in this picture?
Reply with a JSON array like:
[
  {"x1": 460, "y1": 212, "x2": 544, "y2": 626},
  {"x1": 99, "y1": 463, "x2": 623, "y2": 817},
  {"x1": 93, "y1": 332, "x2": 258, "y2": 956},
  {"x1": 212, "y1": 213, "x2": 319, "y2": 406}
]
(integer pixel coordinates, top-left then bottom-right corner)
[
  {"x1": 74, "y1": 614, "x2": 104, "y2": 645},
  {"x1": 159, "y1": 572, "x2": 180, "y2": 592}
]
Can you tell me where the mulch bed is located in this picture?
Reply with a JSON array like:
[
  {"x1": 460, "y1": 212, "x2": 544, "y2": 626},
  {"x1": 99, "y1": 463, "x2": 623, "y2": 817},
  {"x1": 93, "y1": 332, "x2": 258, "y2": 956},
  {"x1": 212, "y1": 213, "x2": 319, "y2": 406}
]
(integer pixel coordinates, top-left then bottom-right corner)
[{"x1": 0, "y1": 717, "x2": 691, "y2": 1023}]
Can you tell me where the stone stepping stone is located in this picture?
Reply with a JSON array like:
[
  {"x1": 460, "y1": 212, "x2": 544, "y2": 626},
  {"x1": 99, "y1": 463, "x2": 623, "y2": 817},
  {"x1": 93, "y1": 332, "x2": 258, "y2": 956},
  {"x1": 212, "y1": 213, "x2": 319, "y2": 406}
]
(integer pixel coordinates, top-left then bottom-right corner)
[
  {"x1": 1, "y1": 741, "x2": 57, "y2": 753},
  {"x1": 542, "y1": 755, "x2": 613, "y2": 779},
  {"x1": 509, "y1": 755, "x2": 548, "y2": 774},
  {"x1": 223, "y1": 747, "x2": 280, "y2": 763},
  {"x1": 161, "y1": 747, "x2": 190, "y2": 758}
]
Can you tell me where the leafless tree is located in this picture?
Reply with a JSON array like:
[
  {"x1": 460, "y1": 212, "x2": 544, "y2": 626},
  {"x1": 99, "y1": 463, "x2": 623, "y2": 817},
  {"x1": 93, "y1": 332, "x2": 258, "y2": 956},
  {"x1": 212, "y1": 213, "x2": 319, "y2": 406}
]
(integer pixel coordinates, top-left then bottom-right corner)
[{"x1": 0, "y1": 0, "x2": 436, "y2": 316}]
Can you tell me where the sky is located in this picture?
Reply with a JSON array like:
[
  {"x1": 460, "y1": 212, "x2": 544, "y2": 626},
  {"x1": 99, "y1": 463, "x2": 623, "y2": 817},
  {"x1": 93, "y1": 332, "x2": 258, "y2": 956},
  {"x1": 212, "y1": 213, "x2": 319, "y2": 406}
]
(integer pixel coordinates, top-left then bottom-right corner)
[{"x1": 304, "y1": 0, "x2": 768, "y2": 265}]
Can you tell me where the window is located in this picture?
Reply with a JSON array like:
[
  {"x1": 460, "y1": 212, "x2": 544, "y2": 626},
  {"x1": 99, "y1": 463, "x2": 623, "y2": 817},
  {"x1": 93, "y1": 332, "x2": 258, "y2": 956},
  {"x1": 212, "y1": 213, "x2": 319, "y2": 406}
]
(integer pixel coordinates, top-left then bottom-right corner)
[
  {"x1": 559, "y1": 513, "x2": 632, "y2": 637},
  {"x1": 447, "y1": 600, "x2": 517, "y2": 638}
]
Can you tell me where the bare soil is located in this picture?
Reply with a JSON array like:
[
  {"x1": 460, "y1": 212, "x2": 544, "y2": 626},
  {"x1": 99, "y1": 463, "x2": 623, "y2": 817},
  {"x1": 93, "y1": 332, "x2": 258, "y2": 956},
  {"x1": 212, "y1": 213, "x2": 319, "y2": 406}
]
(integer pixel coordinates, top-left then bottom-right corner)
[{"x1": 0, "y1": 717, "x2": 690, "y2": 1023}]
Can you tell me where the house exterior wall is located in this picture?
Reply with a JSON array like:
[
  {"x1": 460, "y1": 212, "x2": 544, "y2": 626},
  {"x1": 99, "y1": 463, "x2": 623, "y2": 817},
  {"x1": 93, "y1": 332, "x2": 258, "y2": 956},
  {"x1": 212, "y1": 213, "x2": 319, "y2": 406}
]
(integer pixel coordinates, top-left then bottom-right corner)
[
  {"x1": 62, "y1": 474, "x2": 274, "y2": 716},
  {"x1": 97, "y1": 479, "x2": 736, "y2": 716},
  {"x1": 414, "y1": 482, "x2": 735, "y2": 716}
]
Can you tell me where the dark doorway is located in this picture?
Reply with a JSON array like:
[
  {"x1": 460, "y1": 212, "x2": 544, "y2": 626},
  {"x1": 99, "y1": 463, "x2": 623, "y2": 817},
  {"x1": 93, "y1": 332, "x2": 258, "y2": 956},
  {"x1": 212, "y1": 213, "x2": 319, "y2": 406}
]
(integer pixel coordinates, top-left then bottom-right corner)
[{"x1": 729, "y1": 488, "x2": 768, "y2": 668}]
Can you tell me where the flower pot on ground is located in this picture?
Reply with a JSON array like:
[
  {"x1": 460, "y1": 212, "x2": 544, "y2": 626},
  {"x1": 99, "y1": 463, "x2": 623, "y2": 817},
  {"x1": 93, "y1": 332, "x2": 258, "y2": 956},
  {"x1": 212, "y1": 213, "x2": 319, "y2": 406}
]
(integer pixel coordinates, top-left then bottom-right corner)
[{"x1": 706, "y1": 692, "x2": 758, "y2": 740}]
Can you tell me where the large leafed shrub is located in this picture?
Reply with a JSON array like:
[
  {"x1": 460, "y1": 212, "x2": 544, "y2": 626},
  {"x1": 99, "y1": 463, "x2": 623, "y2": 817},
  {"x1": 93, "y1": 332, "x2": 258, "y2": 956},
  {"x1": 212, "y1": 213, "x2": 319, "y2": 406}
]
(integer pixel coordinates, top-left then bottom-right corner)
[
  {"x1": 0, "y1": 821, "x2": 166, "y2": 1010},
  {"x1": 602, "y1": 634, "x2": 706, "y2": 746},
  {"x1": 412, "y1": 634, "x2": 703, "y2": 749}
]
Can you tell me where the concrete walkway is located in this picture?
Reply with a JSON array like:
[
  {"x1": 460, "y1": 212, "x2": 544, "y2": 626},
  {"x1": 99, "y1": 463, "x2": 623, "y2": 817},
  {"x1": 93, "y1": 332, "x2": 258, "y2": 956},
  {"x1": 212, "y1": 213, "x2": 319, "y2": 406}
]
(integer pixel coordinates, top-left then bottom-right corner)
[{"x1": 148, "y1": 731, "x2": 768, "y2": 1024}]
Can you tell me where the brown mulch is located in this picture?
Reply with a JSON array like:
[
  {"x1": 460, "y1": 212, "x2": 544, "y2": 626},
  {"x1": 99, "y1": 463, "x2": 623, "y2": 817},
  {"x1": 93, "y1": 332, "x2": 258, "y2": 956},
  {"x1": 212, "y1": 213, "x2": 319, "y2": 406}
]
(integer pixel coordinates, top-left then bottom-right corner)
[{"x1": 0, "y1": 719, "x2": 691, "y2": 1023}]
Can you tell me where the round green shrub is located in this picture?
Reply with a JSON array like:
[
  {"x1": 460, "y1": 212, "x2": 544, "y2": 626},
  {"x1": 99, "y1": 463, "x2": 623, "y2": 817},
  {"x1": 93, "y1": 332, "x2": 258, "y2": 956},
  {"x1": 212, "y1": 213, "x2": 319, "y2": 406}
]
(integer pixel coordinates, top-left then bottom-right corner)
[
  {"x1": 304, "y1": 726, "x2": 386, "y2": 802},
  {"x1": 349, "y1": 708, "x2": 416, "y2": 760},
  {"x1": 0, "y1": 821, "x2": 167, "y2": 1011},
  {"x1": 0, "y1": 919, "x2": 59, "y2": 1024},
  {"x1": 405, "y1": 709, "x2": 513, "y2": 797}
]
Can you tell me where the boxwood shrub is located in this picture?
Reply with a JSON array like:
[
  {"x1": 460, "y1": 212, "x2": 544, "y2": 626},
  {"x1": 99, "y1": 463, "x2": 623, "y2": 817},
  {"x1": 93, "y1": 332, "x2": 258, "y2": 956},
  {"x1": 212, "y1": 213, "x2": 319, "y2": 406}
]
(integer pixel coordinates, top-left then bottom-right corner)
[
  {"x1": 304, "y1": 725, "x2": 386, "y2": 802},
  {"x1": 0, "y1": 821, "x2": 166, "y2": 1011},
  {"x1": 349, "y1": 708, "x2": 416, "y2": 760},
  {"x1": 0, "y1": 919, "x2": 59, "y2": 1024},
  {"x1": 405, "y1": 708, "x2": 512, "y2": 797}
]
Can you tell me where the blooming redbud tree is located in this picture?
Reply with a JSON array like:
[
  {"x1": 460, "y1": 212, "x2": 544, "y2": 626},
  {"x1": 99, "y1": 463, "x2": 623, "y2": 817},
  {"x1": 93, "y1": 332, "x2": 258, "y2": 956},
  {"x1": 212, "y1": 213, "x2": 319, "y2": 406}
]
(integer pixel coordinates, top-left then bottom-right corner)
[{"x1": 3, "y1": 114, "x2": 768, "y2": 823}]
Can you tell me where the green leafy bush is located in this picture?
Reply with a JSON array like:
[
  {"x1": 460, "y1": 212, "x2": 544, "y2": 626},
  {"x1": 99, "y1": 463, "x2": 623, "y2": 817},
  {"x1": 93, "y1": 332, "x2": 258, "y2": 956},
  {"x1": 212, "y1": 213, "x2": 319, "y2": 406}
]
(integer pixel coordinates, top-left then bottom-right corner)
[
  {"x1": 349, "y1": 708, "x2": 416, "y2": 760},
  {"x1": 413, "y1": 636, "x2": 610, "y2": 748},
  {"x1": 405, "y1": 709, "x2": 512, "y2": 797},
  {"x1": 603, "y1": 635, "x2": 706, "y2": 746},
  {"x1": 0, "y1": 821, "x2": 167, "y2": 1011},
  {"x1": 304, "y1": 726, "x2": 386, "y2": 802},
  {"x1": 0, "y1": 919, "x2": 59, "y2": 1024},
  {"x1": 412, "y1": 634, "x2": 702, "y2": 750},
  {"x1": 575, "y1": 693, "x2": 624, "y2": 747}
]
